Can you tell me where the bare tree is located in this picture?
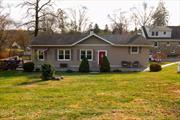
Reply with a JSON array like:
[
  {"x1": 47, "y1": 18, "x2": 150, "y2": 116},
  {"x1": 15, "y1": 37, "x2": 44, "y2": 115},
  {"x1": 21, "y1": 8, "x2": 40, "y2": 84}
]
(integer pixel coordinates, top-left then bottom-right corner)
[
  {"x1": 39, "y1": 9, "x2": 56, "y2": 34},
  {"x1": 19, "y1": 0, "x2": 53, "y2": 37},
  {"x1": 0, "y1": 0, "x2": 12, "y2": 51},
  {"x1": 130, "y1": 2, "x2": 155, "y2": 27},
  {"x1": 152, "y1": 0, "x2": 169, "y2": 26},
  {"x1": 108, "y1": 9, "x2": 129, "y2": 34},
  {"x1": 9, "y1": 30, "x2": 30, "y2": 50},
  {"x1": 55, "y1": 9, "x2": 68, "y2": 34},
  {"x1": 67, "y1": 6, "x2": 89, "y2": 33}
]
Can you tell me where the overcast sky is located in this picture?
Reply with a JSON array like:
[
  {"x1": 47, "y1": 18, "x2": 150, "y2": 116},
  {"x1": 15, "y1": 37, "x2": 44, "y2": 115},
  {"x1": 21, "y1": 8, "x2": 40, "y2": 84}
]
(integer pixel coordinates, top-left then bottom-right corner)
[{"x1": 2, "y1": 0, "x2": 180, "y2": 29}]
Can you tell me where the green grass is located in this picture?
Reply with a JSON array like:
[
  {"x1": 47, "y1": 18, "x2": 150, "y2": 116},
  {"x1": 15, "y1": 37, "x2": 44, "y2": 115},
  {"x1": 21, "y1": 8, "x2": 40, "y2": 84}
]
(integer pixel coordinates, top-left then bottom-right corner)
[{"x1": 0, "y1": 65, "x2": 180, "y2": 120}]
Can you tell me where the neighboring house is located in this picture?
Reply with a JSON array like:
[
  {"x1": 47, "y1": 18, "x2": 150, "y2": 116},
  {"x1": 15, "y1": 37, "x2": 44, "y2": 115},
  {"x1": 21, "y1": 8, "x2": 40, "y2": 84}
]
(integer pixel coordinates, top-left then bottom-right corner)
[
  {"x1": 142, "y1": 26, "x2": 180, "y2": 58},
  {"x1": 12, "y1": 42, "x2": 21, "y2": 49},
  {"x1": 31, "y1": 31, "x2": 151, "y2": 72}
]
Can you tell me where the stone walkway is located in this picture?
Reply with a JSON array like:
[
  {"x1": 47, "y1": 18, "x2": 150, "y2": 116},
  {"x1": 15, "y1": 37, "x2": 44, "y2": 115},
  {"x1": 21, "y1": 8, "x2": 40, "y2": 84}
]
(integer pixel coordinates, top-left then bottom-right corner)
[{"x1": 143, "y1": 61, "x2": 180, "y2": 72}]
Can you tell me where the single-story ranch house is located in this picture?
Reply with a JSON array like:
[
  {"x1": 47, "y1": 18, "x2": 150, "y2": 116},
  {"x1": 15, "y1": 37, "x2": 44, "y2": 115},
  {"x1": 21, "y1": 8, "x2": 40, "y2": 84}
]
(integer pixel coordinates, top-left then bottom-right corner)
[{"x1": 31, "y1": 31, "x2": 151, "y2": 72}]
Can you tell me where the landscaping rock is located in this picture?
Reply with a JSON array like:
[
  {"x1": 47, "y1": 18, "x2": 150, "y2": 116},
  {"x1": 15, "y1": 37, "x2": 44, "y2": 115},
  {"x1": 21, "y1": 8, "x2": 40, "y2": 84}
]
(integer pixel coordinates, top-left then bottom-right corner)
[{"x1": 52, "y1": 76, "x2": 63, "y2": 81}]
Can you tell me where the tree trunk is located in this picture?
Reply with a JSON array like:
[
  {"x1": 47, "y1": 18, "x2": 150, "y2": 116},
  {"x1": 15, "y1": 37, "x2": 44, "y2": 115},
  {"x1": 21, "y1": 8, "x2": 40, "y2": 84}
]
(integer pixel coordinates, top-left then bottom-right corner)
[{"x1": 34, "y1": 0, "x2": 39, "y2": 37}]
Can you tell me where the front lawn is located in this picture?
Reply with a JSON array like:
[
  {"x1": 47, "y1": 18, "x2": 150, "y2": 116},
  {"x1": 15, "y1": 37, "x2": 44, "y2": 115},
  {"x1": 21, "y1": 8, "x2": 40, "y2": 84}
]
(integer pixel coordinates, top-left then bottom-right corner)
[{"x1": 0, "y1": 65, "x2": 180, "y2": 119}]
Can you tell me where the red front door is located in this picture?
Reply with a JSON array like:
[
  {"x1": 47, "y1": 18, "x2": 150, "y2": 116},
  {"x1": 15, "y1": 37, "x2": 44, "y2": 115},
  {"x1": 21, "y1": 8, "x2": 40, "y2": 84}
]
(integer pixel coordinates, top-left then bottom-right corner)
[{"x1": 99, "y1": 51, "x2": 106, "y2": 65}]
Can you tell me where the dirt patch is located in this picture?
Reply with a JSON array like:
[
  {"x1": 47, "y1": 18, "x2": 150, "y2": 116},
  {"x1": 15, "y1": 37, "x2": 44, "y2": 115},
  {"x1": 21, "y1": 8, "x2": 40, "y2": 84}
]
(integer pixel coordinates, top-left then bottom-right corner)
[{"x1": 85, "y1": 110, "x2": 141, "y2": 120}]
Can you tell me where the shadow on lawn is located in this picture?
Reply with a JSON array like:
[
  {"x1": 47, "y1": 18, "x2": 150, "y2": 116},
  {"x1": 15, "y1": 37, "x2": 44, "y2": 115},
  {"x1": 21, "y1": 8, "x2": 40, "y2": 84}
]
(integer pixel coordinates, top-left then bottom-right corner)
[{"x1": 17, "y1": 79, "x2": 45, "y2": 86}]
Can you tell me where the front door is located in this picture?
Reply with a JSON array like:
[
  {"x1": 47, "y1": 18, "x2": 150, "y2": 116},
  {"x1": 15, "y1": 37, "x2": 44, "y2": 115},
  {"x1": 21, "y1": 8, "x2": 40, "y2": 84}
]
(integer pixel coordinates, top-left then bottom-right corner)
[{"x1": 98, "y1": 51, "x2": 106, "y2": 65}]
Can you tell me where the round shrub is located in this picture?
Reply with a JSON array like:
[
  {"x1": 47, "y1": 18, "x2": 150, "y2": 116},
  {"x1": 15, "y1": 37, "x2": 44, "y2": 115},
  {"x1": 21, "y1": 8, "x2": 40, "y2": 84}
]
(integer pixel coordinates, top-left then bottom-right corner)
[
  {"x1": 100, "y1": 56, "x2": 110, "y2": 72},
  {"x1": 79, "y1": 58, "x2": 89, "y2": 72},
  {"x1": 41, "y1": 63, "x2": 55, "y2": 80},
  {"x1": 150, "y1": 63, "x2": 162, "y2": 72},
  {"x1": 23, "y1": 62, "x2": 34, "y2": 72}
]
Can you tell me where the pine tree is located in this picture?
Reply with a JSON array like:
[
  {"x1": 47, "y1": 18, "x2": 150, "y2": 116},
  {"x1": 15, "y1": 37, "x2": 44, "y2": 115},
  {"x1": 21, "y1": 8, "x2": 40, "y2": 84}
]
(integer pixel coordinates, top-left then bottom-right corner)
[
  {"x1": 79, "y1": 58, "x2": 90, "y2": 72},
  {"x1": 104, "y1": 24, "x2": 109, "y2": 32},
  {"x1": 100, "y1": 56, "x2": 110, "y2": 72},
  {"x1": 93, "y1": 23, "x2": 100, "y2": 34}
]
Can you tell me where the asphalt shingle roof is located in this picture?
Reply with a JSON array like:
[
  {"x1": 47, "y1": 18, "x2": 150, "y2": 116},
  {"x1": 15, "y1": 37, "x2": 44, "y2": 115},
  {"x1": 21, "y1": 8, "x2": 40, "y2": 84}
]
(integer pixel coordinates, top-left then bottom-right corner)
[{"x1": 31, "y1": 33, "x2": 150, "y2": 46}]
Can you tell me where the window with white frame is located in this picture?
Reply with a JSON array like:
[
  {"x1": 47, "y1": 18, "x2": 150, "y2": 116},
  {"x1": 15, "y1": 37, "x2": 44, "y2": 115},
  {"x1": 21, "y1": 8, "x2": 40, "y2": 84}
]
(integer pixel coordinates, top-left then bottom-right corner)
[
  {"x1": 58, "y1": 49, "x2": 71, "y2": 61},
  {"x1": 130, "y1": 47, "x2": 139, "y2": 54},
  {"x1": 154, "y1": 42, "x2": 158, "y2": 47},
  {"x1": 152, "y1": 31, "x2": 154, "y2": 36},
  {"x1": 156, "y1": 31, "x2": 159, "y2": 36},
  {"x1": 80, "y1": 49, "x2": 93, "y2": 61},
  {"x1": 37, "y1": 49, "x2": 45, "y2": 61}
]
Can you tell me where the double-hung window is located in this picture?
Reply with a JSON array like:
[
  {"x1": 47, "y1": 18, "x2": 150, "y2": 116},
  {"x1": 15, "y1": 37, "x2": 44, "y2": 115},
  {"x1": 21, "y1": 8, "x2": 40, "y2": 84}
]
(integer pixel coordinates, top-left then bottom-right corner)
[
  {"x1": 152, "y1": 31, "x2": 154, "y2": 36},
  {"x1": 58, "y1": 49, "x2": 71, "y2": 61},
  {"x1": 156, "y1": 31, "x2": 159, "y2": 36},
  {"x1": 37, "y1": 49, "x2": 45, "y2": 61},
  {"x1": 80, "y1": 49, "x2": 93, "y2": 61}
]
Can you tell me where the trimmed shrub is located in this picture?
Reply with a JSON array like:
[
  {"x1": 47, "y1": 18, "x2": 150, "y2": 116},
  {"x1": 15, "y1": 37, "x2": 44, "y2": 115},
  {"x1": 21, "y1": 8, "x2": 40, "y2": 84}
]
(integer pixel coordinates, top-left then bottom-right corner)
[
  {"x1": 79, "y1": 58, "x2": 89, "y2": 72},
  {"x1": 150, "y1": 63, "x2": 162, "y2": 72},
  {"x1": 100, "y1": 56, "x2": 110, "y2": 72},
  {"x1": 41, "y1": 63, "x2": 55, "y2": 80},
  {"x1": 23, "y1": 62, "x2": 34, "y2": 72}
]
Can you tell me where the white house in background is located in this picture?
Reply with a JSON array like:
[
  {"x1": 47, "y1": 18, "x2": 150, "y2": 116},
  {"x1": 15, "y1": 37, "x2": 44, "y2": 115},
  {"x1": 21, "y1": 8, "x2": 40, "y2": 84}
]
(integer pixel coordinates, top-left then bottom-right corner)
[{"x1": 142, "y1": 26, "x2": 180, "y2": 58}]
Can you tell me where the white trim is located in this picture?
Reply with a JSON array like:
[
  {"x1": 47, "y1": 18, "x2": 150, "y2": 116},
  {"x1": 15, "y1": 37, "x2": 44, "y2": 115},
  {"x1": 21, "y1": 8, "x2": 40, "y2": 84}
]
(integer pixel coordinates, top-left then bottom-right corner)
[
  {"x1": 79, "y1": 49, "x2": 93, "y2": 61},
  {"x1": 57, "y1": 49, "x2": 71, "y2": 61},
  {"x1": 98, "y1": 50, "x2": 107, "y2": 65},
  {"x1": 37, "y1": 49, "x2": 45, "y2": 61},
  {"x1": 76, "y1": 44, "x2": 110, "y2": 46},
  {"x1": 130, "y1": 46, "x2": 139, "y2": 54},
  {"x1": 72, "y1": 33, "x2": 114, "y2": 46}
]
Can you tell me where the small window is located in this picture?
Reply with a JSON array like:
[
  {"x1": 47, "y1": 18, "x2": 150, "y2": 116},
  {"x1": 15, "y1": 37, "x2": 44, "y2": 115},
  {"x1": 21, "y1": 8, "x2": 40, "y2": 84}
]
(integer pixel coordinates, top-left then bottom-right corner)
[
  {"x1": 80, "y1": 50, "x2": 93, "y2": 61},
  {"x1": 166, "y1": 42, "x2": 170, "y2": 46},
  {"x1": 37, "y1": 50, "x2": 45, "y2": 61},
  {"x1": 154, "y1": 42, "x2": 158, "y2": 47},
  {"x1": 156, "y1": 31, "x2": 159, "y2": 36},
  {"x1": 164, "y1": 31, "x2": 166, "y2": 35},
  {"x1": 58, "y1": 49, "x2": 71, "y2": 61},
  {"x1": 130, "y1": 47, "x2": 139, "y2": 54},
  {"x1": 152, "y1": 31, "x2": 154, "y2": 36}
]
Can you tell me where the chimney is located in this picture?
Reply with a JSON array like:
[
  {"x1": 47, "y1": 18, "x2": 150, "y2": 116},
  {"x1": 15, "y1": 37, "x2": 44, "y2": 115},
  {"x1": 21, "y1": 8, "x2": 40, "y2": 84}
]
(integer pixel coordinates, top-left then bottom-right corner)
[{"x1": 89, "y1": 29, "x2": 94, "y2": 35}]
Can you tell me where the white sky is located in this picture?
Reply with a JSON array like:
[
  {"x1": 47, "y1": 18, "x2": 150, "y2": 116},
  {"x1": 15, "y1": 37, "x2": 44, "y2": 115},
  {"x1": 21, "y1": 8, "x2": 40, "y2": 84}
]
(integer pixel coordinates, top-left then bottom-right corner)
[{"x1": 2, "y1": 0, "x2": 180, "y2": 29}]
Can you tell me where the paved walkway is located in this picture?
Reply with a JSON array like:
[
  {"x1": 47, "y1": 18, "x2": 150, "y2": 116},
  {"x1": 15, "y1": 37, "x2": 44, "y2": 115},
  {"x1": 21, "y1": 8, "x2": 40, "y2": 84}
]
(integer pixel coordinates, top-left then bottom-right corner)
[{"x1": 143, "y1": 61, "x2": 180, "y2": 72}]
